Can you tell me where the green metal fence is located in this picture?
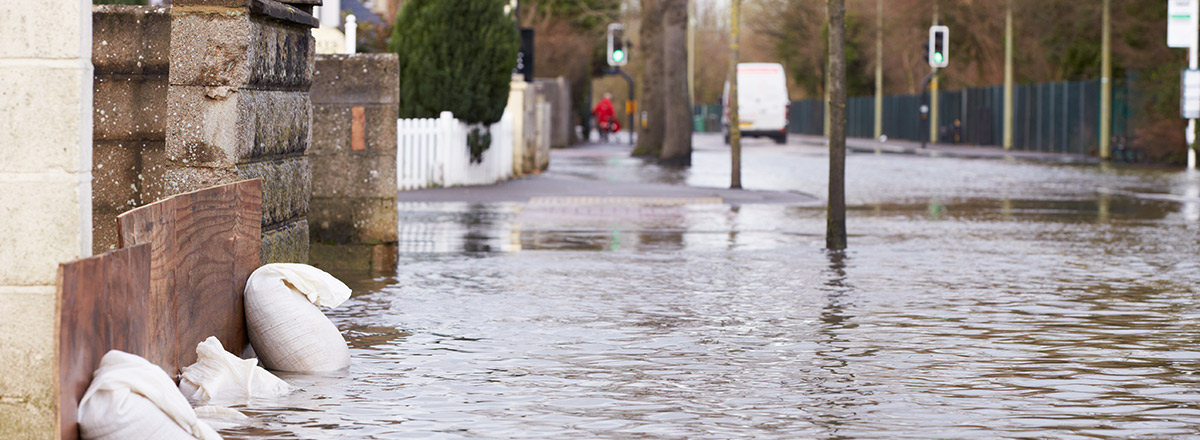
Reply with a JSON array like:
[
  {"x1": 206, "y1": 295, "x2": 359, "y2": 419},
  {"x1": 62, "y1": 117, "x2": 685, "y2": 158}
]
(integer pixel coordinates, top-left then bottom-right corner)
[{"x1": 696, "y1": 79, "x2": 1135, "y2": 156}]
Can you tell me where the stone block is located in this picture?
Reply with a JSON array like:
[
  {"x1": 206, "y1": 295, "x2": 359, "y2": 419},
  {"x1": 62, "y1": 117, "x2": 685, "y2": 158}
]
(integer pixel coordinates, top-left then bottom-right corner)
[
  {"x1": 0, "y1": 0, "x2": 87, "y2": 59},
  {"x1": 261, "y1": 218, "x2": 310, "y2": 264},
  {"x1": 309, "y1": 242, "x2": 398, "y2": 277},
  {"x1": 0, "y1": 65, "x2": 89, "y2": 174},
  {"x1": 94, "y1": 76, "x2": 168, "y2": 141},
  {"x1": 237, "y1": 156, "x2": 311, "y2": 227},
  {"x1": 310, "y1": 196, "x2": 397, "y2": 244},
  {"x1": 312, "y1": 104, "x2": 395, "y2": 154},
  {"x1": 169, "y1": 10, "x2": 254, "y2": 88},
  {"x1": 247, "y1": 17, "x2": 315, "y2": 90},
  {"x1": 93, "y1": 141, "x2": 145, "y2": 213},
  {"x1": 157, "y1": 165, "x2": 241, "y2": 199},
  {"x1": 312, "y1": 54, "x2": 400, "y2": 105},
  {"x1": 165, "y1": 85, "x2": 245, "y2": 168},
  {"x1": 309, "y1": 148, "x2": 395, "y2": 199},
  {"x1": 92, "y1": 5, "x2": 171, "y2": 76},
  {"x1": 0, "y1": 179, "x2": 88, "y2": 286},
  {"x1": 0, "y1": 287, "x2": 56, "y2": 440},
  {"x1": 246, "y1": 90, "x2": 311, "y2": 159}
]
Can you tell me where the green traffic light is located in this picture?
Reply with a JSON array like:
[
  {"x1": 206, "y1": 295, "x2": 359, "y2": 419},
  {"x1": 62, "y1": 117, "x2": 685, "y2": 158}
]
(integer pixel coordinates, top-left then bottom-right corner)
[
  {"x1": 612, "y1": 50, "x2": 625, "y2": 63},
  {"x1": 933, "y1": 52, "x2": 944, "y2": 64}
]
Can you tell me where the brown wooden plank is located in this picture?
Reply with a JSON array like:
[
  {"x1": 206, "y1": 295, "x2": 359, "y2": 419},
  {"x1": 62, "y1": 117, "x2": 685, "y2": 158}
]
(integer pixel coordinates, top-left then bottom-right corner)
[
  {"x1": 56, "y1": 244, "x2": 150, "y2": 440},
  {"x1": 118, "y1": 198, "x2": 175, "y2": 371},
  {"x1": 116, "y1": 179, "x2": 262, "y2": 377}
]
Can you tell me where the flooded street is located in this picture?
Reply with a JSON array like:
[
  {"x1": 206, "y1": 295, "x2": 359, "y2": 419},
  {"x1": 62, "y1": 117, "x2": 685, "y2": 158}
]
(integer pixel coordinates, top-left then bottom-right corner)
[{"x1": 230, "y1": 134, "x2": 1200, "y2": 439}]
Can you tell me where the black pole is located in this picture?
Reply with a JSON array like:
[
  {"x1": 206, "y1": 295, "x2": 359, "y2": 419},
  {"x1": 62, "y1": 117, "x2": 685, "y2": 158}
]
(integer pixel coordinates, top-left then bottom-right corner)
[
  {"x1": 919, "y1": 70, "x2": 937, "y2": 149},
  {"x1": 614, "y1": 68, "x2": 635, "y2": 145}
]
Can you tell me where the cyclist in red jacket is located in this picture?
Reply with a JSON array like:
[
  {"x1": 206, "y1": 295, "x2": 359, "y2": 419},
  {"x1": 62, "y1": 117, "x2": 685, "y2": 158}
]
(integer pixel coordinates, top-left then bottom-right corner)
[{"x1": 593, "y1": 92, "x2": 621, "y2": 141}]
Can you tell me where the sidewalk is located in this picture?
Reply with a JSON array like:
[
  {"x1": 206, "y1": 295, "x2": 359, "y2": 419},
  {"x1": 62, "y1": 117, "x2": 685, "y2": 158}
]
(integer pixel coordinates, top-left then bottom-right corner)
[
  {"x1": 396, "y1": 142, "x2": 819, "y2": 206},
  {"x1": 791, "y1": 133, "x2": 1102, "y2": 165}
]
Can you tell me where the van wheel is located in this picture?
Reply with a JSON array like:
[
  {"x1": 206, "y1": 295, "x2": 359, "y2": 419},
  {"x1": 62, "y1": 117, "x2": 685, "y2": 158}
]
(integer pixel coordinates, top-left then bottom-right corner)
[{"x1": 773, "y1": 133, "x2": 787, "y2": 144}]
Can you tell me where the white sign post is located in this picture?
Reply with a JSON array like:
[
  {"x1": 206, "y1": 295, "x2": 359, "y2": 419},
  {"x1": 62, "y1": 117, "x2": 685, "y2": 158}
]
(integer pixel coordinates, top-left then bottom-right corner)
[{"x1": 1169, "y1": 0, "x2": 1200, "y2": 169}]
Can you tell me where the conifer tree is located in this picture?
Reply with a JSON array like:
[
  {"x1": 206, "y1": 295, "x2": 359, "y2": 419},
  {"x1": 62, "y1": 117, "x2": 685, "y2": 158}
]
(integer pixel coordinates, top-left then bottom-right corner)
[{"x1": 389, "y1": 0, "x2": 519, "y2": 125}]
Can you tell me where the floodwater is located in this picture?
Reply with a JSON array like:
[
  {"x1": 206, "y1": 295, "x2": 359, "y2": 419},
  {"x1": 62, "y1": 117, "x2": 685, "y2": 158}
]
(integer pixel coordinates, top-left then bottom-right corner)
[{"x1": 227, "y1": 135, "x2": 1200, "y2": 439}]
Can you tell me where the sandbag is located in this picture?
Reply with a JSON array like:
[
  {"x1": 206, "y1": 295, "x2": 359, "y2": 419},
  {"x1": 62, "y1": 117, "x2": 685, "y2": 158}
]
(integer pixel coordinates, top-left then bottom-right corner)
[
  {"x1": 77, "y1": 350, "x2": 221, "y2": 440},
  {"x1": 179, "y1": 336, "x2": 291, "y2": 405},
  {"x1": 244, "y1": 263, "x2": 352, "y2": 372}
]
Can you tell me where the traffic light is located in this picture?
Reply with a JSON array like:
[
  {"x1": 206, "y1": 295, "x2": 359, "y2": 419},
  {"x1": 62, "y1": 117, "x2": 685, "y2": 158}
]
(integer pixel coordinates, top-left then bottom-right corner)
[
  {"x1": 607, "y1": 23, "x2": 627, "y2": 67},
  {"x1": 928, "y1": 25, "x2": 949, "y2": 68}
]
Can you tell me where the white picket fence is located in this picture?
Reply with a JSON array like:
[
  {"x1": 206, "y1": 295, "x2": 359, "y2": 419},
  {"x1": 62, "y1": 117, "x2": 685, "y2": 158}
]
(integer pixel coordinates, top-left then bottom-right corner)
[{"x1": 397, "y1": 111, "x2": 514, "y2": 190}]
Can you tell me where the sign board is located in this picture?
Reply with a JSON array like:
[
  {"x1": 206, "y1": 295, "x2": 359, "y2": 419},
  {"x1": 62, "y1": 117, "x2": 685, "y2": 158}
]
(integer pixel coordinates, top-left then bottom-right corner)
[
  {"x1": 513, "y1": 28, "x2": 534, "y2": 82},
  {"x1": 1168, "y1": 0, "x2": 1199, "y2": 48},
  {"x1": 1182, "y1": 69, "x2": 1200, "y2": 118}
]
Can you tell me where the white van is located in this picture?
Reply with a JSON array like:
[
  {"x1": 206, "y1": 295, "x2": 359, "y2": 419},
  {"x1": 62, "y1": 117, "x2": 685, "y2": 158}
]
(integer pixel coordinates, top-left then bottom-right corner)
[{"x1": 723, "y1": 63, "x2": 790, "y2": 144}]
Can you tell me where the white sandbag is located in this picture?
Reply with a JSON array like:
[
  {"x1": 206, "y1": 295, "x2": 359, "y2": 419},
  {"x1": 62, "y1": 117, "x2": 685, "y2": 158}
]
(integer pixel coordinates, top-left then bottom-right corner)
[
  {"x1": 245, "y1": 263, "x2": 352, "y2": 372},
  {"x1": 77, "y1": 350, "x2": 221, "y2": 440},
  {"x1": 179, "y1": 336, "x2": 291, "y2": 405}
]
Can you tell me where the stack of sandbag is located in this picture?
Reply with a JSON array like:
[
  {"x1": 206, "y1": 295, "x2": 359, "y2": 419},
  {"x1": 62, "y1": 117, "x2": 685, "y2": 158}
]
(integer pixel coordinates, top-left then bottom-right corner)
[
  {"x1": 77, "y1": 350, "x2": 221, "y2": 440},
  {"x1": 179, "y1": 336, "x2": 291, "y2": 405},
  {"x1": 244, "y1": 263, "x2": 352, "y2": 372}
]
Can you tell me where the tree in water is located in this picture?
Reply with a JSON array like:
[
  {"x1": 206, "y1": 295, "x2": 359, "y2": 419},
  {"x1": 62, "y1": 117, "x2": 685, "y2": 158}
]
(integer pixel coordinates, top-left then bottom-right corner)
[
  {"x1": 660, "y1": 0, "x2": 692, "y2": 166},
  {"x1": 827, "y1": 0, "x2": 847, "y2": 250}
]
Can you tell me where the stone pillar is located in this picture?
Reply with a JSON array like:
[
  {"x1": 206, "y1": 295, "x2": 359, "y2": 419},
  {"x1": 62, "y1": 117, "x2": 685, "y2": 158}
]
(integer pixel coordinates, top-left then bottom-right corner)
[
  {"x1": 0, "y1": 0, "x2": 93, "y2": 436},
  {"x1": 508, "y1": 79, "x2": 530, "y2": 176},
  {"x1": 91, "y1": 5, "x2": 170, "y2": 254},
  {"x1": 309, "y1": 54, "x2": 398, "y2": 275},
  {"x1": 167, "y1": 0, "x2": 319, "y2": 264}
]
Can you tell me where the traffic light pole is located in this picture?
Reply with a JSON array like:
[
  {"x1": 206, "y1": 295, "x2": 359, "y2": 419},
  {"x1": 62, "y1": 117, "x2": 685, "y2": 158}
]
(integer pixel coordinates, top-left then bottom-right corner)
[
  {"x1": 607, "y1": 67, "x2": 636, "y2": 145},
  {"x1": 919, "y1": 70, "x2": 938, "y2": 149}
]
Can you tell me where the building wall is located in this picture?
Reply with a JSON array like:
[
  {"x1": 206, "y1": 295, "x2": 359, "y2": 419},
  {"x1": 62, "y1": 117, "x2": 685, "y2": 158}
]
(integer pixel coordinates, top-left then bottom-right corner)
[
  {"x1": 0, "y1": 0, "x2": 94, "y2": 437},
  {"x1": 309, "y1": 53, "x2": 399, "y2": 275}
]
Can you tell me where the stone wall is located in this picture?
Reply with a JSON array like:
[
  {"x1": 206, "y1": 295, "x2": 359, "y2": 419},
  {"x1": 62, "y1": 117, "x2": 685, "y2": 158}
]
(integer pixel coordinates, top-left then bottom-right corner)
[
  {"x1": 92, "y1": 5, "x2": 170, "y2": 254},
  {"x1": 166, "y1": 0, "x2": 318, "y2": 264},
  {"x1": 0, "y1": 0, "x2": 94, "y2": 437},
  {"x1": 309, "y1": 53, "x2": 398, "y2": 275}
]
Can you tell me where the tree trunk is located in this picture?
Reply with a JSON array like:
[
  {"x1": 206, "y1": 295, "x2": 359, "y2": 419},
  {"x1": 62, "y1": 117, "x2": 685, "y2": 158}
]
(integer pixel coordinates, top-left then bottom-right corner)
[
  {"x1": 634, "y1": 0, "x2": 664, "y2": 156},
  {"x1": 826, "y1": 0, "x2": 847, "y2": 250},
  {"x1": 660, "y1": 0, "x2": 692, "y2": 166}
]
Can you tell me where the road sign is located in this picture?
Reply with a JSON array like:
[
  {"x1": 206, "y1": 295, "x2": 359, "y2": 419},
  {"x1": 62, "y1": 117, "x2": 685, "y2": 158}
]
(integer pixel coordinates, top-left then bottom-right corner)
[
  {"x1": 1182, "y1": 69, "x2": 1200, "y2": 118},
  {"x1": 1168, "y1": 0, "x2": 1199, "y2": 48}
]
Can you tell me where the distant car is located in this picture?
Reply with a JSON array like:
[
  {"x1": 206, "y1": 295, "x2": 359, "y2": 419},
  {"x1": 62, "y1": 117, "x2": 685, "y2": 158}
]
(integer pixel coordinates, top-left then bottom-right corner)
[{"x1": 723, "y1": 63, "x2": 790, "y2": 145}]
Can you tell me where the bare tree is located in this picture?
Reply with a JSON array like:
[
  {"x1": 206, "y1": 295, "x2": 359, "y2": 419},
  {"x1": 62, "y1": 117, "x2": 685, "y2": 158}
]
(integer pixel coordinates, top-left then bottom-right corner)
[
  {"x1": 634, "y1": 0, "x2": 664, "y2": 156},
  {"x1": 660, "y1": 0, "x2": 692, "y2": 165},
  {"x1": 827, "y1": 0, "x2": 847, "y2": 250}
]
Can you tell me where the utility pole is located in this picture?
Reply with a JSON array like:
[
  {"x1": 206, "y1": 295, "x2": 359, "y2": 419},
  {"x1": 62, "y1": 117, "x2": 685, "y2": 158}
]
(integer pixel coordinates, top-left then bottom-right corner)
[
  {"x1": 1099, "y1": 0, "x2": 1112, "y2": 160},
  {"x1": 827, "y1": 0, "x2": 847, "y2": 250},
  {"x1": 729, "y1": 0, "x2": 742, "y2": 189},
  {"x1": 929, "y1": 1, "x2": 939, "y2": 144},
  {"x1": 1003, "y1": 0, "x2": 1013, "y2": 150},
  {"x1": 874, "y1": 0, "x2": 883, "y2": 140}
]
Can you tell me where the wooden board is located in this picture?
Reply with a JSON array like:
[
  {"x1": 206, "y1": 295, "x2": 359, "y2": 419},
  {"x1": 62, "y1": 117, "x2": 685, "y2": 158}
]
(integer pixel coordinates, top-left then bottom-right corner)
[
  {"x1": 56, "y1": 243, "x2": 151, "y2": 440},
  {"x1": 116, "y1": 179, "x2": 262, "y2": 378}
]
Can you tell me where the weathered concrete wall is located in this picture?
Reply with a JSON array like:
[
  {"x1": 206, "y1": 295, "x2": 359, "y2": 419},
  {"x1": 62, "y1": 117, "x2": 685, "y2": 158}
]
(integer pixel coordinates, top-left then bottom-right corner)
[
  {"x1": 92, "y1": 5, "x2": 170, "y2": 254},
  {"x1": 167, "y1": 0, "x2": 318, "y2": 264},
  {"x1": 0, "y1": 0, "x2": 93, "y2": 437},
  {"x1": 536, "y1": 77, "x2": 572, "y2": 149},
  {"x1": 309, "y1": 53, "x2": 398, "y2": 275},
  {"x1": 507, "y1": 79, "x2": 553, "y2": 175}
]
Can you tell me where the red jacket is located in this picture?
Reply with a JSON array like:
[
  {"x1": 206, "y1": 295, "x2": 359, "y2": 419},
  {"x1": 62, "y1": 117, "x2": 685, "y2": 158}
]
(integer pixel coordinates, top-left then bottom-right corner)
[{"x1": 592, "y1": 98, "x2": 620, "y2": 131}]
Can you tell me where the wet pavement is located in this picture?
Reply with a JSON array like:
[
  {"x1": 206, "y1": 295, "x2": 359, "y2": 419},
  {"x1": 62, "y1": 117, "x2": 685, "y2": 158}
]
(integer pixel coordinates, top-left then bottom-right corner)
[{"x1": 227, "y1": 133, "x2": 1200, "y2": 439}]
